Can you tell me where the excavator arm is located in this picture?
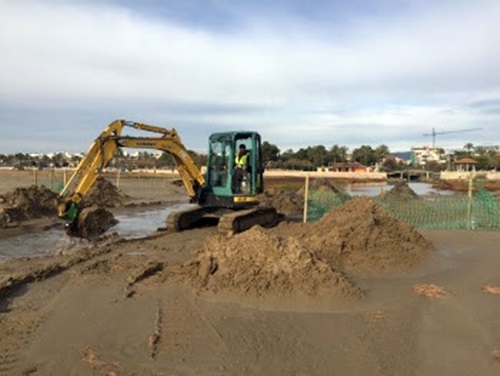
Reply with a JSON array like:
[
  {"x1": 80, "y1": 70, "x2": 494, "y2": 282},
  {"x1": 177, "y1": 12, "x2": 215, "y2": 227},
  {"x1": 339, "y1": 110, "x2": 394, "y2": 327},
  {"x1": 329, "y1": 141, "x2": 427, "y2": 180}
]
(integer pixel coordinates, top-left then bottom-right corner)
[{"x1": 58, "y1": 120, "x2": 205, "y2": 224}]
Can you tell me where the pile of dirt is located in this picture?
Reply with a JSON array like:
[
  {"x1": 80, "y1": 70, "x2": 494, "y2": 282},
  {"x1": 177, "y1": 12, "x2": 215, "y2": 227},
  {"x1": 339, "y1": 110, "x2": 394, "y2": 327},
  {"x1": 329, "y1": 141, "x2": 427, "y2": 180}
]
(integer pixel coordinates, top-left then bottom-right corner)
[
  {"x1": 307, "y1": 197, "x2": 433, "y2": 273},
  {"x1": 380, "y1": 182, "x2": 418, "y2": 200},
  {"x1": 66, "y1": 178, "x2": 126, "y2": 239},
  {"x1": 297, "y1": 179, "x2": 350, "y2": 216},
  {"x1": 84, "y1": 177, "x2": 130, "y2": 208},
  {"x1": 180, "y1": 196, "x2": 432, "y2": 300},
  {"x1": 0, "y1": 185, "x2": 58, "y2": 227},
  {"x1": 73, "y1": 206, "x2": 118, "y2": 240},
  {"x1": 297, "y1": 178, "x2": 346, "y2": 196},
  {"x1": 432, "y1": 179, "x2": 467, "y2": 192},
  {"x1": 258, "y1": 187, "x2": 304, "y2": 215},
  {"x1": 182, "y1": 226, "x2": 363, "y2": 298}
]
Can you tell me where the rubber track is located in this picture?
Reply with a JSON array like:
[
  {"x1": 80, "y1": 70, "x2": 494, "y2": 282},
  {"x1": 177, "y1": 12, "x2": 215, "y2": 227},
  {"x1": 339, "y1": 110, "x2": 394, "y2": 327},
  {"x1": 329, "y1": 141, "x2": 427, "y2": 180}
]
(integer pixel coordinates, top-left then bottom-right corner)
[
  {"x1": 165, "y1": 206, "x2": 209, "y2": 232},
  {"x1": 217, "y1": 207, "x2": 279, "y2": 235}
]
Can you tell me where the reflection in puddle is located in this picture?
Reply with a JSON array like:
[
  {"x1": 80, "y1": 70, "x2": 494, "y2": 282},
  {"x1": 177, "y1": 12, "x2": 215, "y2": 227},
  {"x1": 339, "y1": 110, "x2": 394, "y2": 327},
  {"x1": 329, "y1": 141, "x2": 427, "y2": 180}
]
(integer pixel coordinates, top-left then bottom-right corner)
[
  {"x1": 113, "y1": 203, "x2": 194, "y2": 239},
  {"x1": 345, "y1": 182, "x2": 456, "y2": 197}
]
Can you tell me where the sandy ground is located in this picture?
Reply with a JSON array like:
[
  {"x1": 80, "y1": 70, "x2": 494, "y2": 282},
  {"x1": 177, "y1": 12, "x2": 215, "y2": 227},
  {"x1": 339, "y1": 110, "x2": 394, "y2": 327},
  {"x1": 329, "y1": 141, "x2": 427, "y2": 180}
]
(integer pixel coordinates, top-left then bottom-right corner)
[
  {"x1": 0, "y1": 172, "x2": 500, "y2": 375},
  {"x1": 1, "y1": 230, "x2": 499, "y2": 375},
  {"x1": 0, "y1": 170, "x2": 186, "y2": 205},
  {"x1": 0, "y1": 171, "x2": 189, "y2": 240}
]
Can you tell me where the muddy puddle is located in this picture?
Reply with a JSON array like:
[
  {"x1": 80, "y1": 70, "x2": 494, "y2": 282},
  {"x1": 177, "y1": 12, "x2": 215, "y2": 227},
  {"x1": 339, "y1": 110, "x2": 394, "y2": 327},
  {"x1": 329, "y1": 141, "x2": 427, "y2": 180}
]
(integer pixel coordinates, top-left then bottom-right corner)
[
  {"x1": 0, "y1": 203, "x2": 195, "y2": 262},
  {"x1": 345, "y1": 182, "x2": 456, "y2": 196},
  {"x1": 113, "y1": 203, "x2": 195, "y2": 238}
]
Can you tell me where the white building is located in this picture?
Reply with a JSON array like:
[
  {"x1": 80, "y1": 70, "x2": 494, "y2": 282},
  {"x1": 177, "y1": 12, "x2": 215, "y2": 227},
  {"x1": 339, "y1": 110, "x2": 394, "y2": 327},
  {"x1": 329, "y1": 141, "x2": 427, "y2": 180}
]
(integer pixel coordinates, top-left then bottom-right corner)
[{"x1": 411, "y1": 146, "x2": 446, "y2": 166}]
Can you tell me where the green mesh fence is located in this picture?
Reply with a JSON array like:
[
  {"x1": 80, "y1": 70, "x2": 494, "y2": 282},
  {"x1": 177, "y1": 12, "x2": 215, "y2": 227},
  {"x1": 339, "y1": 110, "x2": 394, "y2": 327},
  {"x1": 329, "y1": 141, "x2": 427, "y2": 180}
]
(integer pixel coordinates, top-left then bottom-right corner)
[
  {"x1": 39, "y1": 180, "x2": 65, "y2": 193},
  {"x1": 306, "y1": 187, "x2": 500, "y2": 231},
  {"x1": 307, "y1": 190, "x2": 351, "y2": 221}
]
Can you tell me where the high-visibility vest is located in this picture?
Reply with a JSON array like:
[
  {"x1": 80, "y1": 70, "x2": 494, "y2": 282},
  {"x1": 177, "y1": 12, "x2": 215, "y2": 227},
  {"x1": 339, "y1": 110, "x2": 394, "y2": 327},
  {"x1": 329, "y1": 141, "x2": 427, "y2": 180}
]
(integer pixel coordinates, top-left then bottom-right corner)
[{"x1": 235, "y1": 152, "x2": 249, "y2": 168}]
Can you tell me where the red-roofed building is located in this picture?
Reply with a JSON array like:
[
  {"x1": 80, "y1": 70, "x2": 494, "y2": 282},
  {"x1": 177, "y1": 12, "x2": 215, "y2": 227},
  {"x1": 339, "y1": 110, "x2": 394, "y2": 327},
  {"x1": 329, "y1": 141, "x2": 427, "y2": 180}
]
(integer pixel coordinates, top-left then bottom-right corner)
[
  {"x1": 329, "y1": 162, "x2": 369, "y2": 173},
  {"x1": 455, "y1": 157, "x2": 478, "y2": 172}
]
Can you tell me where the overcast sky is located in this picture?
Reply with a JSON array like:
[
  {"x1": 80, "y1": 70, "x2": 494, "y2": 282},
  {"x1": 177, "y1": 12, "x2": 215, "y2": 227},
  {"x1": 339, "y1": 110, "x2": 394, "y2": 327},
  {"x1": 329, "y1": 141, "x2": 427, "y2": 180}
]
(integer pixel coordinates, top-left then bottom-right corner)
[{"x1": 1, "y1": 0, "x2": 499, "y2": 154}]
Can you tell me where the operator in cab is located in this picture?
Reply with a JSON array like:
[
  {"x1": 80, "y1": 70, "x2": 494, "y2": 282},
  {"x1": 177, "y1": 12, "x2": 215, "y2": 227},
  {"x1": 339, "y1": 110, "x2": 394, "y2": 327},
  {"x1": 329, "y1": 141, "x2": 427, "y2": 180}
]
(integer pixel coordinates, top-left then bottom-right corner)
[{"x1": 233, "y1": 144, "x2": 250, "y2": 193}]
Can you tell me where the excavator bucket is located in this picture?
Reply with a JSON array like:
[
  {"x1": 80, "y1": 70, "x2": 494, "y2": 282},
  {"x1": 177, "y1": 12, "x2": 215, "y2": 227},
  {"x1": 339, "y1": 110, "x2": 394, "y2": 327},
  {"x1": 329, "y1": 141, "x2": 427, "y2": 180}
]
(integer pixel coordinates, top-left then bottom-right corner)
[{"x1": 66, "y1": 206, "x2": 118, "y2": 240}]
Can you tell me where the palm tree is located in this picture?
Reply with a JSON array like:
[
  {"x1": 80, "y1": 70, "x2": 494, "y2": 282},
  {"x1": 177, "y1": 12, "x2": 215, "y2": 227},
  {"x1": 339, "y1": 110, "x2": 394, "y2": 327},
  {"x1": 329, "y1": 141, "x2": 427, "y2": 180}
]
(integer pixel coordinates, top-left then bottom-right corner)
[{"x1": 463, "y1": 143, "x2": 474, "y2": 156}]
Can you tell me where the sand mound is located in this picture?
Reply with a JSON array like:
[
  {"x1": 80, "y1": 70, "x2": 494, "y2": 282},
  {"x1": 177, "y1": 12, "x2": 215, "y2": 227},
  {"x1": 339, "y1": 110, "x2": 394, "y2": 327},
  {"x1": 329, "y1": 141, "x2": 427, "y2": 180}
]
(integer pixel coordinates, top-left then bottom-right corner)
[
  {"x1": 380, "y1": 182, "x2": 418, "y2": 200},
  {"x1": 84, "y1": 177, "x2": 129, "y2": 208},
  {"x1": 259, "y1": 187, "x2": 304, "y2": 215},
  {"x1": 308, "y1": 197, "x2": 433, "y2": 273},
  {"x1": 0, "y1": 185, "x2": 58, "y2": 227},
  {"x1": 297, "y1": 178, "x2": 346, "y2": 196},
  {"x1": 179, "y1": 197, "x2": 432, "y2": 301},
  {"x1": 182, "y1": 226, "x2": 363, "y2": 298},
  {"x1": 297, "y1": 179, "x2": 350, "y2": 217}
]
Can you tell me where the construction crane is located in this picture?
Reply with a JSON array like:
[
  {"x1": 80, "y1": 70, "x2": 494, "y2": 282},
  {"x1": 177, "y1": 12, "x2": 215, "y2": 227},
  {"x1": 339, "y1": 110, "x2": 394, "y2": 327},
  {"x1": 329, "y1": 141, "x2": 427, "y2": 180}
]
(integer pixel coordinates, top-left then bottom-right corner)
[{"x1": 423, "y1": 128, "x2": 482, "y2": 149}]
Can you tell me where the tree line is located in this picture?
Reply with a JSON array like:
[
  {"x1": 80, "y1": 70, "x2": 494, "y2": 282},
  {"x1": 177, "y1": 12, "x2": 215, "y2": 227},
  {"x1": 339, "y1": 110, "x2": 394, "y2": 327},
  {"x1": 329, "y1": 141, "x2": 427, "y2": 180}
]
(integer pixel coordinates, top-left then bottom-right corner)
[
  {"x1": 1, "y1": 142, "x2": 498, "y2": 172},
  {"x1": 0, "y1": 150, "x2": 208, "y2": 171},
  {"x1": 262, "y1": 142, "x2": 395, "y2": 170},
  {"x1": 261, "y1": 141, "x2": 499, "y2": 171},
  {"x1": 0, "y1": 152, "x2": 82, "y2": 169}
]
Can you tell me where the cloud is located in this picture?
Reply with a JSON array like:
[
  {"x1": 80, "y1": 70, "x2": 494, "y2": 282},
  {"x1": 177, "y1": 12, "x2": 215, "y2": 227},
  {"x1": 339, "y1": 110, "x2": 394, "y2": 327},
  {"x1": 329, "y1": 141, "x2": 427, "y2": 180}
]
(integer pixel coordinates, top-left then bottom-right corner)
[{"x1": 0, "y1": 0, "x2": 499, "y2": 153}]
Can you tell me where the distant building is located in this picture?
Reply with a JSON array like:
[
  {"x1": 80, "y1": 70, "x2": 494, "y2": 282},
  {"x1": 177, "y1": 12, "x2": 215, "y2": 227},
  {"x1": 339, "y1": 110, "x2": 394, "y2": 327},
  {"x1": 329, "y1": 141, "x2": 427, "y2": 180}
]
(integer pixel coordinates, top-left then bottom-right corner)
[
  {"x1": 321, "y1": 162, "x2": 369, "y2": 173},
  {"x1": 411, "y1": 146, "x2": 446, "y2": 166}
]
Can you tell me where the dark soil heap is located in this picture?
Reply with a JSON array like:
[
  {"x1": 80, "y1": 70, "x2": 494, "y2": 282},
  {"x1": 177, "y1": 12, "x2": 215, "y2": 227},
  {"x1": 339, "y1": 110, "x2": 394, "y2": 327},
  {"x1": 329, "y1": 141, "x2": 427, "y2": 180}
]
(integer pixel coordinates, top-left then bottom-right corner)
[
  {"x1": 74, "y1": 178, "x2": 127, "y2": 239},
  {"x1": 380, "y1": 182, "x2": 418, "y2": 201},
  {"x1": 309, "y1": 197, "x2": 433, "y2": 273},
  {"x1": 84, "y1": 177, "x2": 130, "y2": 208},
  {"x1": 75, "y1": 206, "x2": 118, "y2": 240},
  {"x1": 183, "y1": 226, "x2": 363, "y2": 298},
  {"x1": 0, "y1": 185, "x2": 58, "y2": 227},
  {"x1": 258, "y1": 187, "x2": 304, "y2": 215}
]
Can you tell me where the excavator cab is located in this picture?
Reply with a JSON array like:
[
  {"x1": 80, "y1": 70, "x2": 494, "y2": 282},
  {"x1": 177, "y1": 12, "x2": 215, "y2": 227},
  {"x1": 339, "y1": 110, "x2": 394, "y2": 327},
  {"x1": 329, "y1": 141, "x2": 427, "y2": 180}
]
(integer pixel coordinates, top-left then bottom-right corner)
[{"x1": 201, "y1": 132, "x2": 264, "y2": 208}]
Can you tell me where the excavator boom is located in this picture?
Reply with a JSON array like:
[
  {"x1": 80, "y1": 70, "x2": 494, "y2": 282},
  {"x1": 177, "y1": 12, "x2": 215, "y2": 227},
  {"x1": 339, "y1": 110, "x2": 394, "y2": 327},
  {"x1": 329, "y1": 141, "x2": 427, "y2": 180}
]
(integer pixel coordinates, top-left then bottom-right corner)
[{"x1": 58, "y1": 120, "x2": 205, "y2": 222}]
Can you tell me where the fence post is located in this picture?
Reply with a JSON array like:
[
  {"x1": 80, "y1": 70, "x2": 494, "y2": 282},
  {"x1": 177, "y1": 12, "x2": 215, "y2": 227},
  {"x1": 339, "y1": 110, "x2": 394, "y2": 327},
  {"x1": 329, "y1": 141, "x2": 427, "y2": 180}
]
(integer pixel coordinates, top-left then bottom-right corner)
[
  {"x1": 34, "y1": 169, "x2": 38, "y2": 186},
  {"x1": 467, "y1": 173, "x2": 474, "y2": 229},
  {"x1": 50, "y1": 168, "x2": 55, "y2": 190},
  {"x1": 116, "y1": 169, "x2": 121, "y2": 187},
  {"x1": 303, "y1": 174, "x2": 310, "y2": 223}
]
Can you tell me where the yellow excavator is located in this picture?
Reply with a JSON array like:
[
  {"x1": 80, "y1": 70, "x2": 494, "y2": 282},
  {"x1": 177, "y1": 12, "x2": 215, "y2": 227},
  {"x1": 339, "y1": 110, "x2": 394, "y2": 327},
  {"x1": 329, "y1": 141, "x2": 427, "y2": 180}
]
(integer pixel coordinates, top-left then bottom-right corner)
[{"x1": 58, "y1": 119, "x2": 279, "y2": 237}]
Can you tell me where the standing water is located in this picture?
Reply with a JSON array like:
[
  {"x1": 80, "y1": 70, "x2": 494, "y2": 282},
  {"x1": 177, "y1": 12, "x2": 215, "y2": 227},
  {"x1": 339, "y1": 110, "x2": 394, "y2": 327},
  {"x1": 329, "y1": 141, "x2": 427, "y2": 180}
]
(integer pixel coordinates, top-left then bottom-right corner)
[
  {"x1": 344, "y1": 182, "x2": 456, "y2": 197},
  {"x1": 0, "y1": 203, "x2": 195, "y2": 262}
]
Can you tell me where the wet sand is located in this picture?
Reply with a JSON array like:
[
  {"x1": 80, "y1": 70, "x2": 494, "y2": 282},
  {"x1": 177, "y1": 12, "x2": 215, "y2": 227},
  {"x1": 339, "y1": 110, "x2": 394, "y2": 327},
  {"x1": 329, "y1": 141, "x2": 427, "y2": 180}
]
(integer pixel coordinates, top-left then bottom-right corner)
[
  {"x1": 0, "y1": 173, "x2": 189, "y2": 241},
  {"x1": 0, "y1": 229, "x2": 499, "y2": 375},
  {"x1": 0, "y1": 172, "x2": 499, "y2": 375}
]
